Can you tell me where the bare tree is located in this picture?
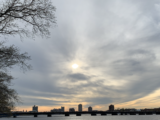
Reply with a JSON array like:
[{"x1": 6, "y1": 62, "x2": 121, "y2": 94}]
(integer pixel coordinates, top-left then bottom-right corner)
[
  {"x1": 0, "y1": 0, "x2": 56, "y2": 38},
  {"x1": 0, "y1": 42, "x2": 31, "y2": 113},
  {"x1": 0, "y1": 71, "x2": 18, "y2": 113},
  {"x1": 0, "y1": 0, "x2": 56, "y2": 114}
]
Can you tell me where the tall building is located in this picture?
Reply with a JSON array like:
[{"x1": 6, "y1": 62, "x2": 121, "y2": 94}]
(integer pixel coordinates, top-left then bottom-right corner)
[
  {"x1": 69, "y1": 108, "x2": 75, "y2": 112},
  {"x1": 78, "y1": 104, "x2": 82, "y2": 112},
  {"x1": 88, "y1": 106, "x2": 92, "y2": 112},
  {"x1": 32, "y1": 105, "x2": 38, "y2": 112},
  {"x1": 61, "y1": 106, "x2": 65, "y2": 112},
  {"x1": 109, "y1": 104, "x2": 114, "y2": 111}
]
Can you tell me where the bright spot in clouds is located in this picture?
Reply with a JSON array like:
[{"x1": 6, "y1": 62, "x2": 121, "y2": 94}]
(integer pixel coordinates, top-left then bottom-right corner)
[{"x1": 72, "y1": 64, "x2": 79, "y2": 69}]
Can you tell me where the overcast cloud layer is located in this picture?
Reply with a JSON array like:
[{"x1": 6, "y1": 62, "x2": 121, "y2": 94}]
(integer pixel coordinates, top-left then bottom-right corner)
[{"x1": 3, "y1": 0, "x2": 160, "y2": 111}]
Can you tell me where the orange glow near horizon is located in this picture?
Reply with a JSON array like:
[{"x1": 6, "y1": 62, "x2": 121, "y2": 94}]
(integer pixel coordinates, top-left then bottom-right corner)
[{"x1": 15, "y1": 89, "x2": 160, "y2": 112}]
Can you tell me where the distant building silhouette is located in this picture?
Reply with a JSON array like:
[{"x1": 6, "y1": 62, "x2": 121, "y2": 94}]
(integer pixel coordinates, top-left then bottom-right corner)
[
  {"x1": 142, "y1": 108, "x2": 160, "y2": 112},
  {"x1": 78, "y1": 104, "x2": 82, "y2": 112},
  {"x1": 109, "y1": 105, "x2": 114, "y2": 111},
  {"x1": 32, "y1": 105, "x2": 38, "y2": 112},
  {"x1": 51, "y1": 106, "x2": 65, "y2": 112},
  {"x1": 88, "y1": 106, "x2": 92, "y2": 112},
  {"x1": 69, "y1": 108, "x2": 75, "y2": 112},
  {"x1": 51, "y1": 108, "x2": 61, "y2": 112},
  {"x1": 109, "y1": 104, "x2": 114, "y2": 111},
  {"x1": 124, "y1": 108, "x2": 136, "y2": 112},
  {"x1": 61, "y1": 106, "x2": 65, "y2": 112}
]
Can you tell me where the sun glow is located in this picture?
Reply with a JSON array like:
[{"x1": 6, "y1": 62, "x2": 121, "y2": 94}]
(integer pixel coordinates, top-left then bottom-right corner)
[{"x1": 72, "y1": 64, "x2": 79, "y2": 69}]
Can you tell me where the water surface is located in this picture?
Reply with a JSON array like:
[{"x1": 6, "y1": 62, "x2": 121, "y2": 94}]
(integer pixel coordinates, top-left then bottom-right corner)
[{"x1": 1, "y1": 115, "x2": 160, "y2": 120}]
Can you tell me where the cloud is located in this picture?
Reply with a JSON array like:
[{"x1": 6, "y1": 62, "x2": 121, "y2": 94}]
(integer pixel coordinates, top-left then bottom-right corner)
[
  {"x1": 20, "y1": 97, "x2": 68, "y2": 106},
  {"x1": 4, "y1": 0, "x2": 160, "y2": 111},
  {"x1": 67, "y1": 73, "x2": 90, "y2": 82}
]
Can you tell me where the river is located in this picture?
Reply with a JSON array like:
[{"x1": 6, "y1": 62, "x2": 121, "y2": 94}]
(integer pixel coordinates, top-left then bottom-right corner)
[{"x1": 1, "y1": 114, "x2": 160, "y2": 120}]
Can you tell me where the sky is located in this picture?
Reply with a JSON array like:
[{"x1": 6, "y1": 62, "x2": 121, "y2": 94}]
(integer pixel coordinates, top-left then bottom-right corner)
[{"x1": 2, "y1": 0, "x2": 160, "y2": 112}]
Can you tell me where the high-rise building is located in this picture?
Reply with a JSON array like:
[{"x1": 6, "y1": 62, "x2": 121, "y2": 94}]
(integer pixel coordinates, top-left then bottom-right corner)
[
  {"x1": 78, "y1": 104, "x2": 82, "y2": 112},
  {"x1": 69, "y1": 108, "x2": 75, "y2": 112},
  {"x1": 32, "y1": 105, "x2": 38, "y2": 112},
  {"x1": 88, "y1": 106, "x2": 92, "y2": 112},
  {"x1": 61, "y1": 106, "x2": 64, "y2": 112},
  {"x1": 109, "y1": 104, "x2": 114, "y2": 111}
]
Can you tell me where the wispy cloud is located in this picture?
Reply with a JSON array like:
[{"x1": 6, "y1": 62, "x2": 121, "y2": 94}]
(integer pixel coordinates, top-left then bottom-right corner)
[{"x1": 5, "y1": 0, "x2": 160, "y2": 111}]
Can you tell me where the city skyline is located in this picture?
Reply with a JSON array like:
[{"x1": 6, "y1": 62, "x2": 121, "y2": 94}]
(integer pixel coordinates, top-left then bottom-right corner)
[
  {"x1": 14, "y1": 104, "x2": 110, "y2": 112},
  {"x1": 14, "y1": 104, "x2": 160, "y2": 113},
  {"x1": 3, "y1": 0, "x2": 160, "y2": 112},
  {"x1": 9, "y1": 104, "x2": 160, "y2": 118}
]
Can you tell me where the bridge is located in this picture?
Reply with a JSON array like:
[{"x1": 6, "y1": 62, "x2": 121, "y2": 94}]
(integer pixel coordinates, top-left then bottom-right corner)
[{"x1": 11, "y1": 111, "x2": 160, "y2": 117}]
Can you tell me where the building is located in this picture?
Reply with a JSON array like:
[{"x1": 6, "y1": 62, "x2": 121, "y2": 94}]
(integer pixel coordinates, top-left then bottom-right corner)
[
  {"x1": 61, "y1": 106, "x2": 65, "y2": 112},
  {"x1": 32, "y1": 105, "x2": 38, "y2": 112},
  {"x1": 51, "y1": 108, "x2": 61, "y2": 112},
  {"x1": 109, "y1": 104, "x2": 114, "y2": 111},
  {"x1": 78, "y1": 104, "x2": 82, "y2": 112},
  {"x1": 51, "y1": 106, "x2": 65, "y2": 112},
  {"x1": 69, "y1": 108, "x2": 75, "y2": 112},
  {"x1": 88, "y1": 106, "x2": 92, "y2": 112},
  {"x1": 141, "y1": 108, "x2": 160, "y2": 112}
]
